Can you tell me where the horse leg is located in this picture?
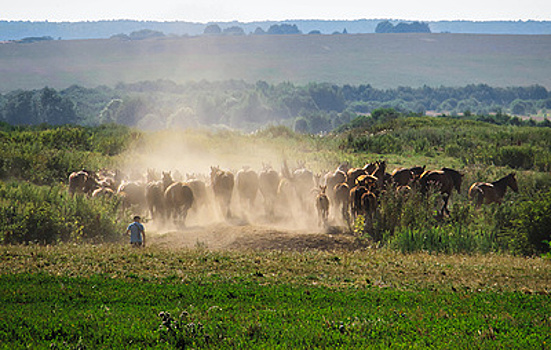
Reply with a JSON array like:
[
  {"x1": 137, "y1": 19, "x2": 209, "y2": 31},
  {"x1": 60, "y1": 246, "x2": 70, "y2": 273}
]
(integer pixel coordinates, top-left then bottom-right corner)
[{"x1": 441, "y1": 195, "x2": 450, "y2": 217}]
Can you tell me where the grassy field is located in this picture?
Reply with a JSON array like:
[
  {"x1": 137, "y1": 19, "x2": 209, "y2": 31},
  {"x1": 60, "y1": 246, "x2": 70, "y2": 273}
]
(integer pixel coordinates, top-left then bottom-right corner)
[
  {"x1": 0, "y1": 122, "x2": 550, "y2": 348},
  {"x1": 1, "y1": 33, "x2": 550, "y2": 92},
  {"x1": 1, "y1": 244, "x2": 549, "y2": 349}
]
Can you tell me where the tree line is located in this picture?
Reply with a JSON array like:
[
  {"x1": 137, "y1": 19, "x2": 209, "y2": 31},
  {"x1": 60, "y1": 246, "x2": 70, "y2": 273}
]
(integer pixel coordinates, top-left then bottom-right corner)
[
  {"x1": 0, "y1": 81, "x2": 550, "y2": 134},
  {"x1": 3, "y1": 20, "x2": 551, "y2": 41}
]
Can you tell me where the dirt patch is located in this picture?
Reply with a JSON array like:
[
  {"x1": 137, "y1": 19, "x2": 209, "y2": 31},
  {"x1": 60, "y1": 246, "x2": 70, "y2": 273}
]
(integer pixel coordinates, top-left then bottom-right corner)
[{"x1": 149, "y1": 222, "x2": 364, "y2": 251}]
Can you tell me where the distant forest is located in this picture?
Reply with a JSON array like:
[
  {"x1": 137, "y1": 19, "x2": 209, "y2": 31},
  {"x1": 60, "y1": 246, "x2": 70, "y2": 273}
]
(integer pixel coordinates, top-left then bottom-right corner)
[
  {"x1": 1, "y1": 19, "x2": 551, "y2": 41},
  {"x1": 1, "y1": 81, "x2": 550, "y2": 133}
]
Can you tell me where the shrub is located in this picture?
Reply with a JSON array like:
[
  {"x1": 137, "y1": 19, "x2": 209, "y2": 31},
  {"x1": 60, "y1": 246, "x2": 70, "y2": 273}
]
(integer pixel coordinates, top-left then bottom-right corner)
[
  {"x1": 0, "y1": 182, "x2": 125, "y2": 244},
  {"x1": 492, "y1": 145, "x2": 535, "y2": 169},
  {"x1": 509, "y1": 190, "x2": 551, "y2": 254}
]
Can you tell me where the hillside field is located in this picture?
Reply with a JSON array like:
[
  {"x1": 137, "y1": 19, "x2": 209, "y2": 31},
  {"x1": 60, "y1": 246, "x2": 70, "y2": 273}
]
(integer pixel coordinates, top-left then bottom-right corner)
[{"x1": 1, "y1": 33, "x2": 551, "y2": 92}]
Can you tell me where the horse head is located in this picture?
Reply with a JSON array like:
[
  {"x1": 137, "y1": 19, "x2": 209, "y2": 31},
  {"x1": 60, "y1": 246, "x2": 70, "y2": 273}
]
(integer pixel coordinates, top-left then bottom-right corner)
[{"x1": 508, "y1": 173, "x2": 519, "y2": 193}]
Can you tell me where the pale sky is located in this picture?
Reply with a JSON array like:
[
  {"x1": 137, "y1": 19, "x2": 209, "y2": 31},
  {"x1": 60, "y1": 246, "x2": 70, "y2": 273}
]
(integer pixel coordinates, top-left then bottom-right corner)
[{"x1": 2, "y1": 0, "x2": 550, "y2": 22}]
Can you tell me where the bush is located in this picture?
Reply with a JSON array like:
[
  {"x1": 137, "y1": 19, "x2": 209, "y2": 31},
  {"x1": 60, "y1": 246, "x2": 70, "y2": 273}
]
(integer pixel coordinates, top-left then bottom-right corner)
[
  {"x1": 0, "y1": 182, "x2": 125, "y2": 245},
  {"x1": 508, "y1": 190, "x2": 551, "y2": 254},
  {"x1": 493, "y1": 145, "x2": 535, "y2": 169}
]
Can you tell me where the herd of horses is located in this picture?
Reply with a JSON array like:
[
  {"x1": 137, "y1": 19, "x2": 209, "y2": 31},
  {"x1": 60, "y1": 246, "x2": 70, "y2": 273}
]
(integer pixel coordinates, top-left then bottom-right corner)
[{"x1": 67, "y1": 160, "x2": 519, "y2": 230}]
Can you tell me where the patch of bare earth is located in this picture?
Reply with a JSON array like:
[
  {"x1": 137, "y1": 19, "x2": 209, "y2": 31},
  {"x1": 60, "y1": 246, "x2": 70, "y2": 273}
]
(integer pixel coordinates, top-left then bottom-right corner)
[{"x1": 150, "y1": 222, "x2": 362, "y2": 251}]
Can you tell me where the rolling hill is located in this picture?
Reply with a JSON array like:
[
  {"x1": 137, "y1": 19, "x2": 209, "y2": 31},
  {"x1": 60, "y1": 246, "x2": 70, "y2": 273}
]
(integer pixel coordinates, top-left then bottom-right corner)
[{"x1": 1, "y1": 33, "x2": 550, "y2": 92}]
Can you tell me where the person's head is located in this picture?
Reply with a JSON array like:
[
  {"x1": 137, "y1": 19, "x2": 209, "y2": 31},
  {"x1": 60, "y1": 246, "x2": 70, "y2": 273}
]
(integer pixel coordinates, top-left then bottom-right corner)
[{"x1": 133, "y1": 215, "x2": 141, "y2": 222}]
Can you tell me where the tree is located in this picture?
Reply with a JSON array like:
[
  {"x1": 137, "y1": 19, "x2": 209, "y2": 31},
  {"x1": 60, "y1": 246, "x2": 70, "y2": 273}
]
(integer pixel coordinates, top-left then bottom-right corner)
[
  {"x1": 110, "y1": 33, "x2": 130, "y2": 40},
  {"x1": 375, "y1": 21, "x2": 394, "y2": 33},
  {"x1": 203, "y1": 24, "x2": 222, "y2": 35},
  {"x1": 223, "y1": 26, "x2": 245, "y2": 36},
  {"x1": 511, "y1": 99, "x2": 527, "y2": 115},
  {"x1": 39, "y1": 87, "x2": 77, "y2": 125},
  {"x1": 253, "y1": 27, "x2": 266, "y2": 35},
  {"x1": 294, "y1": 117, "x2": 308, "y2": 133},
  {"x1": 375, "y1": 21, "x2": 431, "y2": 33},
  {"x1": 99, "y1": 99, "x2": 123, "y2": 124},
  {"x1": 267, "y1": 24, "x2": 301, "y2": 35},
  {"x1": 128, "y1": 29, "x2": 165, "y2": 40},
  {"x1": 113, "y1": 98, "x2": 148, "y2": 126},
  {"x1": 4, "y1": 91, "x2": 38, "y2": 125},
  {"x1": 308, "y1": 83, "x2": 345, "y2": 112}
]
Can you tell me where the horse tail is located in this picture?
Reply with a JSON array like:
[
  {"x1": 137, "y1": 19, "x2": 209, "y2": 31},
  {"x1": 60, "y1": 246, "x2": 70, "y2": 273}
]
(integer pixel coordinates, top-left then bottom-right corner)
[{"x1": 469, "y1": 185, "x2": 484, "y2": 208}]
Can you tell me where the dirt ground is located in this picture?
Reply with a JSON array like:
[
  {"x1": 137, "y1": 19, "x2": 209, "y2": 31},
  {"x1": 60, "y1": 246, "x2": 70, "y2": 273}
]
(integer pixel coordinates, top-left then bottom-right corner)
[{"x1": 147, "y1": 219, "x2": 364, "y2": 251}]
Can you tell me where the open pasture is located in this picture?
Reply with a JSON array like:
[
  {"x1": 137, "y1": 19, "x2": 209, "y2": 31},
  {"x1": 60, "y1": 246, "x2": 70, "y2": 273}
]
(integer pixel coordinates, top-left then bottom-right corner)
[
  {"x1": 1, "y1": 33, "x2": 551, "y2": 92},
  {"x1": 1, "y1": 244, "x2": 550, "y2": 349}
]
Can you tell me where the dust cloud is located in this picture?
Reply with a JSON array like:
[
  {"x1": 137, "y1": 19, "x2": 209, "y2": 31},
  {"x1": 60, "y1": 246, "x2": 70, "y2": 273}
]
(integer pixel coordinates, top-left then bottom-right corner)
[{"x1": 115, "y1": 129, "x2": 344, "y2": 249}]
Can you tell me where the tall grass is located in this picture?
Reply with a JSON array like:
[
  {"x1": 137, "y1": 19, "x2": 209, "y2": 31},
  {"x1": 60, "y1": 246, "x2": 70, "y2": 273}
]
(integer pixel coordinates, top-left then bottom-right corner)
[
  {"x1": 0, "y1": 181, "x2": 125, "y2": 244},
  {"x1": 351, "y1": 169, "x2": 551, "y2": 255}
]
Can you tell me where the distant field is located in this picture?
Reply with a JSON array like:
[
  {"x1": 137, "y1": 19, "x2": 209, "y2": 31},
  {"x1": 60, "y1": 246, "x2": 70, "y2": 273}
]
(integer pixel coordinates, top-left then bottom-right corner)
[{"x1": 1, "y1": 33, "x2": 550, "y2": 92}]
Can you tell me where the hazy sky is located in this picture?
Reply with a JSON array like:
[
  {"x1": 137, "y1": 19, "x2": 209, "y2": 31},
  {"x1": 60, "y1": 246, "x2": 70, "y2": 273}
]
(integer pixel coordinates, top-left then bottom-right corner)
[{"x1": 2, "y1": 0, "x2": 550, "y2": 22}]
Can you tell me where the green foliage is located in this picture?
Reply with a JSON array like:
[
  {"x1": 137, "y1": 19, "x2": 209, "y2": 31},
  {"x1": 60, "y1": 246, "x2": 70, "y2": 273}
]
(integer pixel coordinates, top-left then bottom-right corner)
[
  {"x1": 0, "y1": 182, "x2": 125, "y2": 244},
  {"x1": 2, "y1": 82, "x2": 550, "y2": 133},
  {"x1": 0, "y1": 124, "x2": 137, "y2": 184},
  {"x1": 505, "y1": 190, "x2": 551, "y2": 255},
  {"x1": 493, "y1": 145, "x2": 535, "y2": 169},
  {"x1": 340, "y1": 112, "x2": 551, "y2": 172}
]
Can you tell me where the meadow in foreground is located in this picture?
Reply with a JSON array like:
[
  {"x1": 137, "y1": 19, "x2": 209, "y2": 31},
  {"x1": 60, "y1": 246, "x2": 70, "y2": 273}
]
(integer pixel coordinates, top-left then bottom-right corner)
[{"x1": 0, "y1": 244, "x2": 549, "y2": 349}]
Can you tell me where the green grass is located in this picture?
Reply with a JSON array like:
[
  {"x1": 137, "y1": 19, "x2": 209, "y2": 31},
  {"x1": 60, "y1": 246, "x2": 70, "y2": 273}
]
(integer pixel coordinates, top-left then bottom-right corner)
[{"x1": 0, "y1": 244, "x2": 549, "y2": 349}]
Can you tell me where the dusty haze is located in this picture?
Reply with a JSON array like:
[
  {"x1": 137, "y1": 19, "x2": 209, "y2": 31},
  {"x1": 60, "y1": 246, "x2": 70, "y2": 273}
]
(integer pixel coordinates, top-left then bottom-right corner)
[{"x1": 116, "y1": 129, "x2": 341, "y2": 248}]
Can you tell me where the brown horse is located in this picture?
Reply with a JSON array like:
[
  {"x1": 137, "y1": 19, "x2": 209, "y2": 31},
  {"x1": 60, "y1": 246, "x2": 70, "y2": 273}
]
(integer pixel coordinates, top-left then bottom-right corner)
[
  {"x1": 259, "y1": 165, "x2": 280, "y2": 218},
  {"x1": 469, "y1": 173, "x2": 518, "y2": 208},
  {"x1": 210, "y1": 166, "x2": 235, "y2": 219},
  {"x1": 186, "y1": 177, "x2": 209, "y2": 214},
  {"x1": 391, "y1": 165, "x2": 426, "y2": 187},
  {"x1": 68, "y1": 170, "x2": 99, "y2": 196},
  {"x1": 334, "y1": 182, "x2": 350, "y2": 225},
  {"x1": 349, "y1": 185, "x2": 368, "y2": 221},
  {"x1": 236, "y1": 167, "x2": 259, "y2": 211},
  {"x1": 117, "y1": 181, "x2": 146, "y2": 214},
  {"x1": 315, "y1": 186, "x2": 330, "y2": 227},
  {"x1": 346, "y1": 161, "x2": 379, "y2": 189},
  {"x1": 370, "y1": 160, "x2": 387, "y2": 191},
  {"x1": 360, "y1": 190, "x2": 377, "y2": 233},
  {"x1": 145, "y1": 181, "x2": 166, "y2": 220},
  {"x1": 420, "y1": 167, "x2": 463, "y2": 217},
  {"x1": 164, "y1": 182, "x2": 194, "y2": 225}
]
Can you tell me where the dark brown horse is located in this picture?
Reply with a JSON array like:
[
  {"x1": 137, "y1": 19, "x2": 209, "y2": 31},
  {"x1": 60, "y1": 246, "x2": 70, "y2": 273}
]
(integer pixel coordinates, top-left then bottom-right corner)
[
  {"x1": 164, "y1": 182, "x2": 194, "y2": 225},
  {"x1": 346, "y1": 161, "x2": 379, "y2": 189},
  {"x1": 236, "y1": 167, "x2": 259, "y2": 211},
  {"x1": 370, "y1": 160, "x2": 387, "y2": 191},
  {"x1": 117, "y1": 181, "x2": 146, "y2": 214},
  {"x1": 145, "y1": 181, "x2": 166, "y2": 220},
  {"x1": 210, "y1": 166, "x2": 235, "y2": 219},
  {"x1": 468, "y1": 173, "x2": 518, "y2": 208},
  {"x1": 259, "y1": 165, "x2": 280, "y2": 218},
  {"x1": 349, "y1": 185, "x2": 368, "y2": 221},
  {"x1": 391, "y1": 165, "x2": 425, "y2": 187},
  {"x1": 420, "y1": 167, "x2": 463, "y2": 217},
  {"x1": 333, "y1": 182, "x2": 350, "y2": 225},
  {"x1": 360, "y1": 190, "x2": 377, "y2": 233}
]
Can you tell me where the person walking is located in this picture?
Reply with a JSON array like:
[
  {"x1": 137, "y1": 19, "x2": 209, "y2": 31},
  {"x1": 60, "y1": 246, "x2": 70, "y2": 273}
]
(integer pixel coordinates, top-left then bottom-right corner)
[{"x1": 126, "y1": 215, "x2": 145, "y2": 247}]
